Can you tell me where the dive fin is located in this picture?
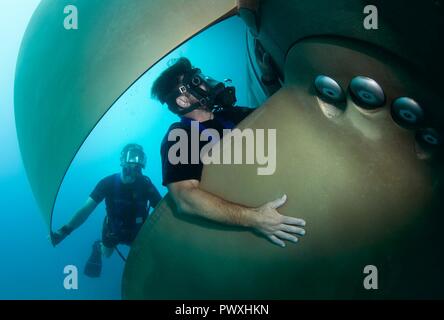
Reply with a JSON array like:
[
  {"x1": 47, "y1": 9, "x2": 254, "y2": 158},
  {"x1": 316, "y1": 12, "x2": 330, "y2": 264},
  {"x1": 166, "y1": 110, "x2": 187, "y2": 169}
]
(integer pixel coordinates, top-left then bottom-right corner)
[{"x1": 84, "y1": 240, "x2": 102, "y2": 278}]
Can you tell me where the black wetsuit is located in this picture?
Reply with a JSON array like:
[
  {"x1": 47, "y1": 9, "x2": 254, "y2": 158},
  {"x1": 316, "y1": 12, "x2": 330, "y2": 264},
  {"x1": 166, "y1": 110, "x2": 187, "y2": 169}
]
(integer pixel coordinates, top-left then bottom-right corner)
[
  {"x1": 90, "y1": 173, "x2": 162, "y2": 248},
  {"x1": 160, "y1": 107, "x2": 253, "y2": 186}
]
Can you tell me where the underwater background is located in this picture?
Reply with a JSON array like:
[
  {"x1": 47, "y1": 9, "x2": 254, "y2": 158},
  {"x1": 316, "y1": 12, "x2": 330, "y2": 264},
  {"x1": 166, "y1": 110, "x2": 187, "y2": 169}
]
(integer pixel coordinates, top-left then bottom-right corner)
[{"x1": 0, "y1": 1, "x2": 248, "y2": 299}]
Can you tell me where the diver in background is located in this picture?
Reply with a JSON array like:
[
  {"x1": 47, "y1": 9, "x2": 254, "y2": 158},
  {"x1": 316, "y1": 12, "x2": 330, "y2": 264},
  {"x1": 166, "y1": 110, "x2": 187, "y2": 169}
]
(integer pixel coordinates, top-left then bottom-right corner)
[
  {"x1": 151, "y1": 57, "x2": 306, "y2": 248},
  {"x1": 51, "y1": 144, "x2": 162, "y2": 277}
]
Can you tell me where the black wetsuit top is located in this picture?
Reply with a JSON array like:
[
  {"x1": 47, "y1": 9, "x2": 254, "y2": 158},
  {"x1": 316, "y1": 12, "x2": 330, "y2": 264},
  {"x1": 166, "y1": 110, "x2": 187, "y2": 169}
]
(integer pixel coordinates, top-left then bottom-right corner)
[
  {"x1": 160, "y1": 107, "x2": 253, "y2": 186},
  {"x1": 90, "y1": 173, "x2": 162, "y2": 247}
]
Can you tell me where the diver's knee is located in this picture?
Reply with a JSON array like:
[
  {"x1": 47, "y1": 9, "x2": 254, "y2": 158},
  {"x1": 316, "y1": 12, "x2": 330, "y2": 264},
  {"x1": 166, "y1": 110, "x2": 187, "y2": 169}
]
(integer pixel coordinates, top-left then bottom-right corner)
[{"x1": 101, "y1": 243, "x2": 114, "y2": 258}]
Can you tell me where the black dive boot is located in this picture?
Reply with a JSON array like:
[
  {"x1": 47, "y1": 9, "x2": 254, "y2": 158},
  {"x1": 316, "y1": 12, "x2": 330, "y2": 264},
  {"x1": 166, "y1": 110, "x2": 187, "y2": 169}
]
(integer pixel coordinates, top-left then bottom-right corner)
[{"x1": 84, "y1": 240, "x2": 102, "y2": 278}]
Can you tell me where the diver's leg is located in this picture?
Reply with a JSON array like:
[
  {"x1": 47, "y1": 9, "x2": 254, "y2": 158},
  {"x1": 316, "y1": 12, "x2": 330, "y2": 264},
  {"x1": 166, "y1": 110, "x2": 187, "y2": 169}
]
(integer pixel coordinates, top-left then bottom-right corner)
[
  {"x1": 101, "y1": 243, "x2": 114, "y2": 258},
  {"x1": 101, "y1": 217, "x2": 117, "y2": 258}
]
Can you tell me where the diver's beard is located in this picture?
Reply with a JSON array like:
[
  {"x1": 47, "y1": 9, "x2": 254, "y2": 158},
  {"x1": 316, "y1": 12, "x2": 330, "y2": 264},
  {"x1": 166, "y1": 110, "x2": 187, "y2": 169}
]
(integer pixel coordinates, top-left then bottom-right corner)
[
  {"x1": 121, "y1": 174, "x2": 134, "y2": 183},
  {"x1": 193, "y1": 102, "x2": 214, "y2": 113},
  {"x1": 179, "y1": 103, "x2": 213, "y2": 116},
  {"x1": 121, "y1": 168, "x2": 141, "y2": 183},
  {"x1": 198, "y1": 104, "x2": 213, "y2": 112}
]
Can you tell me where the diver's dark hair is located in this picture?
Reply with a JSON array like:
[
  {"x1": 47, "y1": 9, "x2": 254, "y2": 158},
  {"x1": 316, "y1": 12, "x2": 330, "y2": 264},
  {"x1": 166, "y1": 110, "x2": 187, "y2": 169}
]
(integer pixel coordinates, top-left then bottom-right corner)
[
  {"x1": 121, "y1": 143, "x2": 144, "y2": 154},
  {"x1": 151, "y1": 57, "x2": 193, "y2": 104}
]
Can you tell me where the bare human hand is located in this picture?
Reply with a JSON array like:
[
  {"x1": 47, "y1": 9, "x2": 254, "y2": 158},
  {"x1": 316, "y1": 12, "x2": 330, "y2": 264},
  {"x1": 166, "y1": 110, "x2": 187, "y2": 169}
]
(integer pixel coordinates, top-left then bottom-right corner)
[{"x1": 252, "y1": 194, "x2": 306, "y2": 248}]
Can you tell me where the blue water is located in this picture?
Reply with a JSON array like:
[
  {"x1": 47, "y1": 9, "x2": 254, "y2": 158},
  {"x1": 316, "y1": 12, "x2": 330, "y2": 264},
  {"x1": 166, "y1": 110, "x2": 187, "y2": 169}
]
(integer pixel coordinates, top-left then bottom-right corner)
[{"x1": 0, "y1": 2, "x2": 248, "y2": 299}]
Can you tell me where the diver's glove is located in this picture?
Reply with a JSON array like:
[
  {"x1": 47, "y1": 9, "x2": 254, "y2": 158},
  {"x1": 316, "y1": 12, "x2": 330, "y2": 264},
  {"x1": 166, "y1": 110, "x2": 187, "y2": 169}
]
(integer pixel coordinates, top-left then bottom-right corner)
[{"x1": 51, "y1": 225, "x2": 73, "y2": 246}]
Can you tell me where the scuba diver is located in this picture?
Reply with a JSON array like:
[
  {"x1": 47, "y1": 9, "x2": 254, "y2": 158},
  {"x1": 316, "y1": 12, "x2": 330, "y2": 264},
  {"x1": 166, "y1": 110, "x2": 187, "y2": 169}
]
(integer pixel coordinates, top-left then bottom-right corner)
[
  {"x1": 151, "y1": 57, "x2": 306, "y2": 248},
  {"x1": 51, "y1": 144, "x2": 162, "y2": 277}
]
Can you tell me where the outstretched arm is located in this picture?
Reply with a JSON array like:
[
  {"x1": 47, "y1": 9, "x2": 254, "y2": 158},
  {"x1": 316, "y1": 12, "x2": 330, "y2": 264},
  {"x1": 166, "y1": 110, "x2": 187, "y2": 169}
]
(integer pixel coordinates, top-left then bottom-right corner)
[
  {"x1": 51, "y1": 197, "x2": 99, "y2": 246},
  {"x1": 66, "y1": 197, "x2": 99, "y2": 230},
  {"x1": 168, "y1": 179, "x2": 306, "y2": 247}
]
